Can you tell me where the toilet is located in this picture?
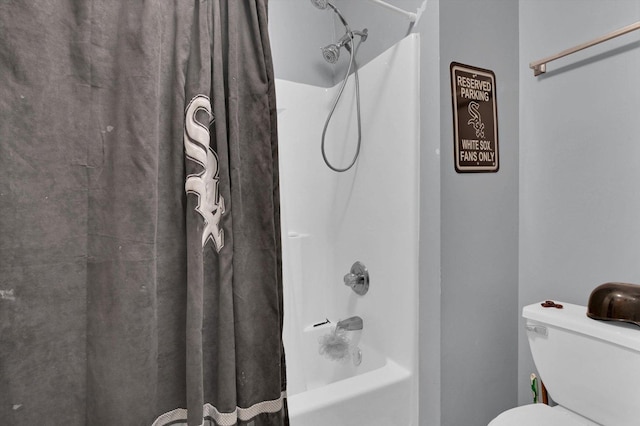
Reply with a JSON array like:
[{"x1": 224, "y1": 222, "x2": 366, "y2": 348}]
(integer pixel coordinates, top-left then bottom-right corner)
[{"x1": 489, "y1": 301, "x2": 640, "y2": 426}]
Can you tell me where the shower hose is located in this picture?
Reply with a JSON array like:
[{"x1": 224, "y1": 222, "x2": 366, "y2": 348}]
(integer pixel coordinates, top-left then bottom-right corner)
[{"x1": 320, "y1": 34, "x2": 364, "y2": 173}]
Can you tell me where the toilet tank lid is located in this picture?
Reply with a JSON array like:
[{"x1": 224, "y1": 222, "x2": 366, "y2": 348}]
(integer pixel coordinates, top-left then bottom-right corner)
[{"x1": 523, "y1": 302, "x2": 640, "y2": 352}]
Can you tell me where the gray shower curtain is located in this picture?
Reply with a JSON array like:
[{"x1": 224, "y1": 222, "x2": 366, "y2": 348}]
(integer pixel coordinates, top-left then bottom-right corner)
[{"x1": 0, "y1": 1, "x2": 287, "y2": 425}]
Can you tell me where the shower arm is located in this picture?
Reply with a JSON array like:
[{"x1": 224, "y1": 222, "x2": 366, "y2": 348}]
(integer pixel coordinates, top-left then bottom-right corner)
[{"x1": 366, "y1": 0, "x2": 417, "y2": 22}]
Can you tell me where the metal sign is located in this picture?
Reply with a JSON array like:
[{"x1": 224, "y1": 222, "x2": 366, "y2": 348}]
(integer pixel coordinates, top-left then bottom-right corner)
[{"x1": 450, "y1": 62, "x2": 499, "y2": 173}]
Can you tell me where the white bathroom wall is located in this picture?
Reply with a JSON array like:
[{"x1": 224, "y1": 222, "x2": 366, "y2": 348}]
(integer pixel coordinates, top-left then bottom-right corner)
[
  {"x1": 333, "y1": 3, "x2": 443, "y2": 423},
  {"x1": 275, "y1": 33, "x2": 421, "y2": 421},
  {"x1": 518, "y1": 0, "x2": 640, "y2": 406}
]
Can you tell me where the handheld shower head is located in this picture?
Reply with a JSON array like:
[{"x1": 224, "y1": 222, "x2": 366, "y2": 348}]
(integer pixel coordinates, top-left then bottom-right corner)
[
  {"x1": 310, "y1": 0, "x2": 329, "y2": 9},
  {"x1": 310, "y1": 0, "x2": 350, "y2": 30}
]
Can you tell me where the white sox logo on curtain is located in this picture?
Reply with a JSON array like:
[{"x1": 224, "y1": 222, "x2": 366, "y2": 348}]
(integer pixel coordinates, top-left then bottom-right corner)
[{"x1": 184, "y1": 95, "x2": 225, "y2": 252}]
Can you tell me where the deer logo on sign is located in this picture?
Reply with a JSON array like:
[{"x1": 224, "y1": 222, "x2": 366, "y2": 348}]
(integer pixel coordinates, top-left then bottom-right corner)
[{"x1": 184, "y1": 95, "x2": 225, "y2": 252}]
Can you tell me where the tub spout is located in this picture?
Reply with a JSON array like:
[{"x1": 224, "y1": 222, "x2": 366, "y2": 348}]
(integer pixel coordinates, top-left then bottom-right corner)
[{"x1": 337, "y1": 316, "x2": 363, "y2": 331}]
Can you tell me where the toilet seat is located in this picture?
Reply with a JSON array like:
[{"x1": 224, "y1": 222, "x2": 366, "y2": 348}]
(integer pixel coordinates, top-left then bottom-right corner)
[{"x1": 488, "y1": 403, "x2": 598, "y2": 426}]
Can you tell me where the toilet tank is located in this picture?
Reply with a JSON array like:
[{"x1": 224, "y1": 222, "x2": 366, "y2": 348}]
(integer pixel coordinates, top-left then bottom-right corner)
[{"x1": 524, "y1": 302, "x2": 640, "y2": 426}]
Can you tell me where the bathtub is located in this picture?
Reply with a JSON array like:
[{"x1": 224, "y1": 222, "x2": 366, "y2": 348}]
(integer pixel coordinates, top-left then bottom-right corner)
[
  {"x1": 286, "y1": 321, "x2": 413, "y2": 425},
  {"x1": 277, "y1": 34, "x2": 420, "y2": 425}
]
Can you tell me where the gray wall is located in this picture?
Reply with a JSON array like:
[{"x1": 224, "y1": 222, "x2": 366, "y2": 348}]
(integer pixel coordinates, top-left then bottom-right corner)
[
  {"x1": 518, "y1": 0, "x2": 640, "y2": 406},
  {"x1": 269, "y1": 1, "x2": 520, "y2": 425},
  {"x1": 439, "y1": 1, "x2": 519, "y2": 425},
  {"x1": 413, "y1": 1, "x2": 442, "y2": 425},
  {"x1": 269, "y1": 0, "x2": 336, "y2": 87}
]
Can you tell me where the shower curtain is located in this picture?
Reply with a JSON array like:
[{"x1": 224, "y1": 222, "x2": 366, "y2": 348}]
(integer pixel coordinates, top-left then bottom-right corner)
[{"x1": 0, "y1": 1, "x2": 288, "y2": 425}]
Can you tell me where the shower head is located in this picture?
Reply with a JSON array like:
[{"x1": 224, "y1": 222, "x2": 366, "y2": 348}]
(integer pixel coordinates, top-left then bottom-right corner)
[
  {"x1": 321, "y1": 32, "x2": 351, "y2": 64},
  {"x1": 321, "y1": 44, "x2": 341, "y2": 64},
  {"x1": 320, "y1": 30, "x2": 367, "y2": 64}
]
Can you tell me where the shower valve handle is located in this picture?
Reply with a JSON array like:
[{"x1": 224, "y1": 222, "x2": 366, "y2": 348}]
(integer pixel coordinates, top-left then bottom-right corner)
[
  {"x1": 343, "y1": 261, "x2": 369, "y2": 295},
  {"x1": 344, "y1": 273, "x2": 364, "y2": 286}
]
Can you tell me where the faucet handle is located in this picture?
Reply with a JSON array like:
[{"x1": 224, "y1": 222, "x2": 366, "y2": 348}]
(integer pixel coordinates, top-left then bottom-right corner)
[
  {"x1": 343, "y1": 261, "x2": 369, "y2": 295},
  {"x1": 343, "y1": 272, "x2": 363, "y2": 286}
]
